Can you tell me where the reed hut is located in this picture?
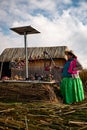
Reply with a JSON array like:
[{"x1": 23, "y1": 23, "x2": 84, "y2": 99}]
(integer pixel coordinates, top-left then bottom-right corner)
[{"x1": 0, "y1": 46, "x2": 81, "y2": 81}]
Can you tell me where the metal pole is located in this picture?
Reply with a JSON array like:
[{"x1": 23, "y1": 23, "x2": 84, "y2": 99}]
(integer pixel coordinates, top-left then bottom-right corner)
[{"x1": 24, "y1": 32, "x2": 29, "y2": 80}]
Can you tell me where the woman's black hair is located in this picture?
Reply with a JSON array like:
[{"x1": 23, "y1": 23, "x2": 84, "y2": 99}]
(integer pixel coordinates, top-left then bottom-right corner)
[{"x1": 67, "y1": 52, "x2": 75, "y2": 58}]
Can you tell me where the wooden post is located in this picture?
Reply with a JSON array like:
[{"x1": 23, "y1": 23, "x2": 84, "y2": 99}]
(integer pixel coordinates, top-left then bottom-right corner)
[{"x1": 24, "y1": 32, "x2": 29, "y2": 80}]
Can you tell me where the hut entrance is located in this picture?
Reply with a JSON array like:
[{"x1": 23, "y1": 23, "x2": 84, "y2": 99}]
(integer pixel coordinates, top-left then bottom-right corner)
[{"x1": 0, "y1": 62, "x2": 11, "y2": 78}]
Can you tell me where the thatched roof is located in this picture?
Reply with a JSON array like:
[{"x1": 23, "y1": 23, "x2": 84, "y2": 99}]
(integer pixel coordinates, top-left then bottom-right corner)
[{"x1": 0, "y1": 46, "x2": 69, "y2": 62}]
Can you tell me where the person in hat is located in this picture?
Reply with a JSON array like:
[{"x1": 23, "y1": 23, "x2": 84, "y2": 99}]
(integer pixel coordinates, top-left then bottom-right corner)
[{"x1": 60, "y1": 50, "x2": 84, "y2": 104}]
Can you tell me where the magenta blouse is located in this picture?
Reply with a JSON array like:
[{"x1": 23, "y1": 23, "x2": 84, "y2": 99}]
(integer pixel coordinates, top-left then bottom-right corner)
[{"x1": 68, "y1": 58, "x2": 78, "y2": 74}]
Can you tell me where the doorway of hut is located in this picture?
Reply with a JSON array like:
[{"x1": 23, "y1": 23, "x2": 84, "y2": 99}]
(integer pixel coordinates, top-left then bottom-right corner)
[{"x1": 0, "y1": 62, "x2": 11, "y2": 79}]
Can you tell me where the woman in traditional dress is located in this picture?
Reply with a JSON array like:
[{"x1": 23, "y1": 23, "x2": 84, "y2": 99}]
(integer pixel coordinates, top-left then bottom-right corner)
[{"x1": 60, "y1": 50, "x2": 84, "y2": 104}]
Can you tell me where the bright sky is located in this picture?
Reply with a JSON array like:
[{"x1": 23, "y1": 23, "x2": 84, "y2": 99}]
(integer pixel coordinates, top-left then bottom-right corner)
[{"x1": 0, "y1": 0, "x2": 87, "y2": 68}]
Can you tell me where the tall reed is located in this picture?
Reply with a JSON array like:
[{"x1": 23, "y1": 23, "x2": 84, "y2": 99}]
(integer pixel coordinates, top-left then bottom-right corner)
[{"x1": 79, "y1": 69, "x2": 87, "y2": 87}]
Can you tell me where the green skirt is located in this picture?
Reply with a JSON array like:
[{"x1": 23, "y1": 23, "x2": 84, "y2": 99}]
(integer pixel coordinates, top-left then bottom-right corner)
[{"x1": 60, "y1": 77, "x2": 84, "y2": 104}]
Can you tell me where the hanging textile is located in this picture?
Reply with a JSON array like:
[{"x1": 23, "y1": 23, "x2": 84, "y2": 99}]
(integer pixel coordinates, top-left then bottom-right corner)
[{"x1": 44, "y1": 51, "x2": 52, "y2": 72}]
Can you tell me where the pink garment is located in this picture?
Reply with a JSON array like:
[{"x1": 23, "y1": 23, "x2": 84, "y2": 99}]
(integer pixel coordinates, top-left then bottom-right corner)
[{"x1": 68, "y1": 58, "x2": 78, "y2": 74}]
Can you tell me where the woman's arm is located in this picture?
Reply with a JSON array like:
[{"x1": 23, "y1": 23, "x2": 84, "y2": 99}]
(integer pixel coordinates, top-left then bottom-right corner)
[{"x1": 68, "y1": 59, "x2": 78, "y2": 74}]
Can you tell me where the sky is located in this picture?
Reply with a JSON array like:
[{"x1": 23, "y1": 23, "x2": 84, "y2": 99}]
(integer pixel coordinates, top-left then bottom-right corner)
[{"x1": 0, "y1": 0, "x2": 87, "y2": 68}]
